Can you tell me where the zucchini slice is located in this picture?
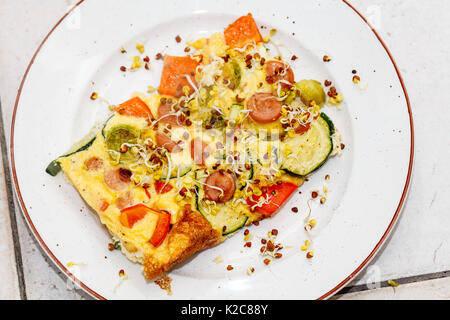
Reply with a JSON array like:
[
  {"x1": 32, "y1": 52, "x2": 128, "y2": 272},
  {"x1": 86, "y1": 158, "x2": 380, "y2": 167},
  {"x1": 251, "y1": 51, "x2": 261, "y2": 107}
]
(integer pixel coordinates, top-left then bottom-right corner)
[
  {"x1": 45, "y1": 136, "x2": 96, "y2": 176},
  {"x1": 281, "y1": 113, "x2": 334, "y2": 177},
  {"x1": 161, "y1": 150, "x2": 193, "y2": 179},
  {"x1": 194, "y1": 186, "x2": 248, "y2": 235}
]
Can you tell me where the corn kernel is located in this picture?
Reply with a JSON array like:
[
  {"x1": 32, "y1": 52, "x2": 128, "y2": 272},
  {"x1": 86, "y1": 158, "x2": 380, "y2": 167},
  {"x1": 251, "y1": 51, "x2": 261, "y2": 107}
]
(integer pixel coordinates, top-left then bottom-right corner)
[
  {"x1": 263, "y1": 36, "x2": 270, "y2": 42},
  {"x1": 270, "y1": 29, "x2": 277, "y2": 36},
  {"x1": 136, "y1": 43, "x2": 145, "y2": 54},
  {"x1": 301, "y1": 246, "x2": 308, "y2": 251},
  {"x1": 309, "y1": 219, "x2": 317, "y2": 228},
  {"x1": 147, "y1": 86, "x2": 156, "y2": 93},
  {"x1": 191, "y1": 38, "x2": 208, "y2": 50}
]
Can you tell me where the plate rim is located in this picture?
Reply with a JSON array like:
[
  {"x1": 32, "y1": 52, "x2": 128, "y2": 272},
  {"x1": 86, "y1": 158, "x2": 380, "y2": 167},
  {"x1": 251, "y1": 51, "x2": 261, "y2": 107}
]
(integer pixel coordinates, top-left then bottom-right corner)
[{"x1": 9, "y1": 0, "x2": 414, "y2": 300}]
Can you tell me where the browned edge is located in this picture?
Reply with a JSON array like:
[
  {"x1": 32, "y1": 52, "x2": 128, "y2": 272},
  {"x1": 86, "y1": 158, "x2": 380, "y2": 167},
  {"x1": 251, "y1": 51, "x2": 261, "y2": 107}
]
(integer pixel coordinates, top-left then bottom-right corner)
[{"x1": 9, "y1": 0, "x2": 414, "y2": 301}]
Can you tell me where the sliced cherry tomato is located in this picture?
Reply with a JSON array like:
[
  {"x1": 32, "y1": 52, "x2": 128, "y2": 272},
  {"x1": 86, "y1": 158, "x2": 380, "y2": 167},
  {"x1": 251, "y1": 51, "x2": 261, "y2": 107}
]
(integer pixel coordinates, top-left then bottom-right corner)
[
  {"x1": 119, "y1": 203, "x2": 152, "y2": 228},
  {"x1": 114, "y1": 97, "x2": 153, "y2": 119},
  {"x1": 246, "y1": 182, "x2": 298, "y2": 216},
  {"x1": 155, "y1": 180, "x2": 174, "y2": 194},
  {"x1": 149, "y1": 212, "x2": 171, "y2": 247}
]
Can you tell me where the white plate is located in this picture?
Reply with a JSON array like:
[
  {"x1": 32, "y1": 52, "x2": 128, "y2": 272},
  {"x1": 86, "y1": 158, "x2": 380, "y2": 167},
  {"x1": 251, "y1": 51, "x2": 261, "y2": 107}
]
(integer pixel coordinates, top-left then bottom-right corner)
[{"x1": 11, "y1": 0, "x2": 413, "y2": 299}]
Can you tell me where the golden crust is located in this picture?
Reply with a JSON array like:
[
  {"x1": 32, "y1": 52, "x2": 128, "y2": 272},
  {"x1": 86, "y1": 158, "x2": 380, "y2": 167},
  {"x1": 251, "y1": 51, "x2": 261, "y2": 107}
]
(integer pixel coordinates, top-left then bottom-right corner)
[{"x1": 143, "y1": 205, "x2": 223, "y2": 280}]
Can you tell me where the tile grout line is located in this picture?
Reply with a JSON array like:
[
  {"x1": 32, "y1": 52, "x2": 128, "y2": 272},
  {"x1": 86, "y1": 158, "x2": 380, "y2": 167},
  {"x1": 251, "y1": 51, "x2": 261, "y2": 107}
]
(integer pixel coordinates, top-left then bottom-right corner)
[
  {"x1": 339, "y1": 270, "x2": 450, "y2": 295},
  {"x1": 0, "y1": 101, "x2": 27, "y2": 300}
]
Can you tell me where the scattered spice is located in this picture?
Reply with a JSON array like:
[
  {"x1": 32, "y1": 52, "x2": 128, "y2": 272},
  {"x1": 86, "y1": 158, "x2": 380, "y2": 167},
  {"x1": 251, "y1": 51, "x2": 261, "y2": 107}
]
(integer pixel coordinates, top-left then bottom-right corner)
[
  {"x1": 155, "y1": 53, "x2": 163, "y2": 60},
  {"x1": 120, "y1": 66, "x2": 127, "y2": 72},
  {"x1": 323, "y1": 55, "x2": 331, "y2": 62},
  {"x1": 352, "y1": 75, "x2": 361, "y2": 84},
  {"x1": 263, "y1": 258, "x2": 271, "y2": 265},
  {"x1": 291, "y1": 55, "x2": 298, "y2": 61},
  {"x1": 175, "y1": 35, "x2": 182, "y2": 43},
  {"x1": 311, "y1": 191, "x2": 319, "y2": 199},
  {"x1": 154, "y1": 274, "x2": 173, "y2": 296},
  {"x1": 324, "y1": 80, "x2": 332, "y2": 87},
  {"x1": 90, "y1": 92, "x2": 98, "y2": 100},
  {"x1": 227, "y1": 265, "x2": 234, "y2": 271}
]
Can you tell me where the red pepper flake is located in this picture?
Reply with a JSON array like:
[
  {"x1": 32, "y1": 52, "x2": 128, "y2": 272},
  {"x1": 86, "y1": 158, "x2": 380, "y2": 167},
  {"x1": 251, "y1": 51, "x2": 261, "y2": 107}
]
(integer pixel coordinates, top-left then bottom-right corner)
[
  {"x1": 291, "y1": 207, "x2": 298, "y2": 213},
  {"x1": 175, "y1": 35, "x2": 182, "y2": 43},
  {"x1": 244, "y1": 242, "x2": 252, "y2": 248},
  {"x1": 244, "y1": 229, "x2": 249, "y2": 236},
  {"x1": 184, "y1": 46, "x2": 190, "y2": 53},
  {"x1": 324, "y1": 80, "x2": 332, "y2": 87},
  {"x1": 266, "y1": 241, "x2": 275, "y2": 252},
  {"x1": 323, "y1": 55, "x2": 331, "y2": 62},
  {"x1": 108, "y1": 243, "x2": 115, "y2": 251},
  {"x1": 263, "y1": 258, "x2": 271, "y2": 265},
  {"x1": 119, "y1": 269, "x2": 125, "y2": 277},
  {"x1": 145, "y1": 63, "x2": 150, "y2": 70},
  {"x1": 261, "y1": 239, "x2": 267, "y2": 244},
  {"x1": 143, "y1": 56, "x2": 150, "y2": 63},
  {"x1": 311, "y1": 191, "x2": 319, "y2": 199},
  {"x1": 340, "y1": 143, "x2": 346, "y2": 150},
  {"x1": 260, "y1": 246, "x2": 266, "y2": 253},
  {"x1": 227, "y1": 265, "x2": 233, "y2": 271},
  {"x1": 253, "y1": 221, "x2": 260, "y2": 226},
  {"x1": 275, "y1": 253, "x2": 282, "y2": 259},
  {"x1": 271, "y1": 229, "x2": 278, "y2": 236},
  {"x1": 155, "y1": 53, "x2": 163, "y2": 60},
  {"x1": 291, "y1": 55, "x2": 298, "y2": 61},
  {"x1": 120, "y1": 66, "x2": 127, "y2": 72}
]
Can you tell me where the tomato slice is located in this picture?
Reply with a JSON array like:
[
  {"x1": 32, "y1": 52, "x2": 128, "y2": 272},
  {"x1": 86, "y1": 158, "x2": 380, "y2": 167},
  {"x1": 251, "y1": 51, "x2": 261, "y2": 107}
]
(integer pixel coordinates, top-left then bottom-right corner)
[
  {"x1": 149, "y1": 212, "x2": 171, "y2": 247},
  {"x1": 114, "y1": 97, "x2": 153, "y2": 119},
  {"x1": 119, "y1": 203, "x2": 151, "y2": 228},
  {"x1": 246, "y1": 182, "x2": 298, "y2": 215},
  {"x1": 155, "y1": 180, "x2": 173, "y2": 194}
]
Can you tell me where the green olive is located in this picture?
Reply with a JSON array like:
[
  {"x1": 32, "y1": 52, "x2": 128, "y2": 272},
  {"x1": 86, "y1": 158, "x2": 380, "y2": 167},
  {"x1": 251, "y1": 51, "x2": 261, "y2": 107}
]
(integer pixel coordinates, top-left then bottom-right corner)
[
  {"x1": 295, "y1": 80, "x2": 326, "y2": 107},
  {"x1": 105, "y1": 125, "x2": 140, "y2": 163},
  {"x1": 222, "y1": 59, "x2": 241, "y2": 89}
]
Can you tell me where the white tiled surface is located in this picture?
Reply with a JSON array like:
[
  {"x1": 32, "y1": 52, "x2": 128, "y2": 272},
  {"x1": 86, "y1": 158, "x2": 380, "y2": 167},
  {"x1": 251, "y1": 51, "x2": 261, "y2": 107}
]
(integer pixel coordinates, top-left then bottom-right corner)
[{"x1": 0, "y1": 0, "x2": 449, "y2": 299}]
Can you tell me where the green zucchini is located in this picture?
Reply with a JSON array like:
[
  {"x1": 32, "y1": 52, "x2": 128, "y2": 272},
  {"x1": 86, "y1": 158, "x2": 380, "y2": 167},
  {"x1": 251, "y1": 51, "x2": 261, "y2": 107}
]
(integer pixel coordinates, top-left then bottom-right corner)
[
  {"x1": 45, "y1": 136, "x2": 96, "y2": 176},
  {"x1": 281, "y1": 113, "x2": 334, "y2": 177},
  {"x1": 194, "y1": 186, "x2": 248, "y2": 235}
]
